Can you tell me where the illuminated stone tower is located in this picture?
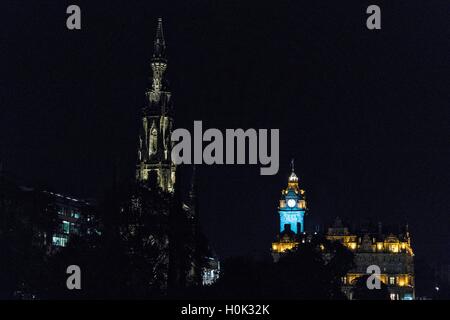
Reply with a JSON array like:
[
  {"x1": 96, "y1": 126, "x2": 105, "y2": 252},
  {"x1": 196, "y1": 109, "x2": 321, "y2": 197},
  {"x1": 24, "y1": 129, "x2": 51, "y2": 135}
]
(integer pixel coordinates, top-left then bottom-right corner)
[
  {"x1": 136, "y1": 18, "x2": 176, "y2": 192},
  {"x1": 278, "y1": 160, "x2": 306, "y2": 234},
  {"x1": 271, "y1": 160, "x2": 308, "y2": 261}
]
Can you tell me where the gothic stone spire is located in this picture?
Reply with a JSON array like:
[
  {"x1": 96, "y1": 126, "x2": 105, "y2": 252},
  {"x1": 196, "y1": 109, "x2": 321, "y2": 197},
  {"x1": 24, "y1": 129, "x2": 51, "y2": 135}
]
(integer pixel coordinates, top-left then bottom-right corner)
[
  {"x1": 153, "y1": 17, "x2": 166, "y2": 62},
  {"x1": 137, "y1": 18, "x2": 175, "y2": 192}
]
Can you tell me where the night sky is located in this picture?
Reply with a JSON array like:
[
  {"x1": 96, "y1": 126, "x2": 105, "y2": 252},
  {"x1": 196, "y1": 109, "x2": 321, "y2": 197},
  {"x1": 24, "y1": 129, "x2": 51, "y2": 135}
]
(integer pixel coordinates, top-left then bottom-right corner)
[{"x1": 1, "y1": 1, "x2": 449, "y2": 262}]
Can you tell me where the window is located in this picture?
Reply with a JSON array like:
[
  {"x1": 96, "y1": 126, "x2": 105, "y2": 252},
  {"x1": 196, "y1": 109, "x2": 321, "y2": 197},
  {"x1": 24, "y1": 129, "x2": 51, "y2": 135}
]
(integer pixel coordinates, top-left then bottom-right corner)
[
  {"x1": 389, "y1": 277, "x2": 395, "y2": 285},
  {"x1": 52, "y1": 235, "x2": 68, "y2": 247},
  {"x1": 62, "y1": 221, "x2": 70, "y2": 234},
  {"x1": 390, "y1": 293, "x2": 397, "y2": 300},
  {"x1": 150, "y1": 127, "x2": 158, "y2": 154},
  {"x1": 71, "y1": 210, "x2": 81, "y2": 219},
  {"x1": 389, "y1": 244, "x2": 399, "y2": 253}
]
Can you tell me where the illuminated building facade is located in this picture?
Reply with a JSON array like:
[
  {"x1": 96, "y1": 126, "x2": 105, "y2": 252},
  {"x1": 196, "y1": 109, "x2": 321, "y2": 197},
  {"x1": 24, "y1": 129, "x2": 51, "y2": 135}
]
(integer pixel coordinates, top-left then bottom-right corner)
[
  {"x1": 270, "y1": 167, "x2": 415, "y2": 300},
  {"x1": 45, "y1": 191, "x2": 95, "y2": 248},
  {"x1": 326, "y1": 218, "x2": 415, "y2": 300},
  {"x1": 271, "y1": 163, "x2": 308, "y2": 262},
  {"x1": 136, "y1": 18, "x2": 176, "y2": 192}
]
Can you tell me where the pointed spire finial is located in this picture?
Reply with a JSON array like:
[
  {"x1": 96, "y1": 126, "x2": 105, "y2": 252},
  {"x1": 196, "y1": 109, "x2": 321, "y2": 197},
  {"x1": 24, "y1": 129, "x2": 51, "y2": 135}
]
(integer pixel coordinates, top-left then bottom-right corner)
[
  {"x1": 288, "y1": 159, "x2": 298, "y2": 183},
  {"x1": 152, "y1": 17, "x2": 166, "y2": 61}
]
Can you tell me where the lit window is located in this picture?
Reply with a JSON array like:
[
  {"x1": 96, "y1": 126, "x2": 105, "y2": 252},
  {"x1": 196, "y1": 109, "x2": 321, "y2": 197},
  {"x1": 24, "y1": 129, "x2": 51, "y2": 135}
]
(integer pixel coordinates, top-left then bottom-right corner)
[
  {"x1": 71, "y1": 211, "x2": 81, "y2": 219},
  {"x1": 389, "y1": 277, "x2": 395, "y2": 285},
  {"x1": 389, "y1": 244, "x2": 399, "y2": 253},
  {"x1": 62, "y1": 221, "x2": 70, "y2": 234},
  {"x1": 52, "y1": 236, "x2": 68, "y2": 247},
  {"x1": 347, "y1": 242, "x2": 357, "y2": 250}
]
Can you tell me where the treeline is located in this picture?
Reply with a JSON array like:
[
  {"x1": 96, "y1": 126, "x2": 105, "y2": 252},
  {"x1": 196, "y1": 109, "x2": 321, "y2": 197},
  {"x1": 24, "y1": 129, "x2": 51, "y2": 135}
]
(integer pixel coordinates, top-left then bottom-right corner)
[{"x1": 0, "y1": 171, "x2": 209, "y2": 299}]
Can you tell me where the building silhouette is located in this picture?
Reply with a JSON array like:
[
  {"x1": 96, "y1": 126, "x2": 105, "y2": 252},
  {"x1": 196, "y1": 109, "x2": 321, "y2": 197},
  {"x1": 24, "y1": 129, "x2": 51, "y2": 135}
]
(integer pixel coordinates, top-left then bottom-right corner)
[{"x1": 42, "y1": 191, "x2": 95, "y2": 249}]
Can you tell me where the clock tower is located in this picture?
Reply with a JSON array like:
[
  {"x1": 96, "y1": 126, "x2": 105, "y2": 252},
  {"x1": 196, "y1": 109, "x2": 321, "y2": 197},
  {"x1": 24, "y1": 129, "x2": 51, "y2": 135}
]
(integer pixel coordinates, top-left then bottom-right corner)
[
  {"x1": 271, "y1": 161, "x2": 308, "y2": 261},
  {"x1": 278, "y1": 160, "x2": 306, "y2": 234}
]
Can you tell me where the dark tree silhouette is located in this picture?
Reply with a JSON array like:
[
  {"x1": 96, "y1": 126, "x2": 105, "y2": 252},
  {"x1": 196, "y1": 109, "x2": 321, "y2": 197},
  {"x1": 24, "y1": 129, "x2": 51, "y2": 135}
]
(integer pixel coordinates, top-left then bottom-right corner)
[
  {"x1": 351, "y1": 275, "x2": 390, "y2": 300},
  {"x1": 0, "y1": 174, "x2": 58, "y2": 299},
  {"x1": 42, "y1": 169, "x2": 208, "y2": 299},
  {"x1": 199, "y1": 237, "x2": 353, "y2": 299}
]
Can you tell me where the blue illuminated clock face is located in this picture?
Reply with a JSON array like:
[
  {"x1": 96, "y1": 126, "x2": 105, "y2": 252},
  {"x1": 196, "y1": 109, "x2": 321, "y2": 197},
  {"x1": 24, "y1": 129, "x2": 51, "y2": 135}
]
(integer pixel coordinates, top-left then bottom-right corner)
[{"x1": 287, "y1": 199, "x2": 296, "y2": 208}]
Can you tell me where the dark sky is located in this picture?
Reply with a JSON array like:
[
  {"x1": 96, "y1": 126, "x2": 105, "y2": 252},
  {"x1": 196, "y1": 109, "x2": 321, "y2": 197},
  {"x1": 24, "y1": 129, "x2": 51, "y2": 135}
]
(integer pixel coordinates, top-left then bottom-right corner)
[{"x1": 1, "y1": 1, "x2": 449, "y2": 262}]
